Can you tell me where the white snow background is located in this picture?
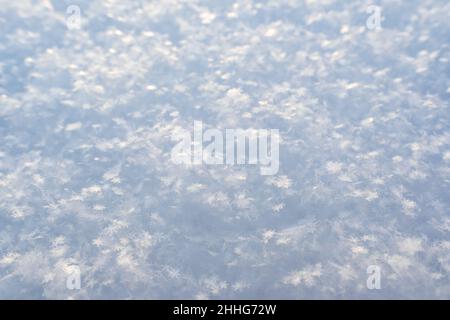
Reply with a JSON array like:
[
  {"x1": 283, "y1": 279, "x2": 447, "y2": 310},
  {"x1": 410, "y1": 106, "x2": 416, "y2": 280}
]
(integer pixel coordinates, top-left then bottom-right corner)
[{"x1": 0, "y1": 0, "x2": 449, "y2": 299}]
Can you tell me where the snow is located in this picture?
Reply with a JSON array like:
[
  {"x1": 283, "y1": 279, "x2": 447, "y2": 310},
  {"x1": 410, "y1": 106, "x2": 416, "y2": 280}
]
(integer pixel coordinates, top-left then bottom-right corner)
[{"x1": 0, "y1": 0, "x2": 449, "y2": 299}]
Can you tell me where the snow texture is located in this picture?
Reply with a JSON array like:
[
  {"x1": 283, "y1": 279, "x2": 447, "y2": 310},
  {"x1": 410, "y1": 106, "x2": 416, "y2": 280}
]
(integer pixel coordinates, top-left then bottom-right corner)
[{"x1": 0, "y1": 0, "x2": 449, "y2": 299}]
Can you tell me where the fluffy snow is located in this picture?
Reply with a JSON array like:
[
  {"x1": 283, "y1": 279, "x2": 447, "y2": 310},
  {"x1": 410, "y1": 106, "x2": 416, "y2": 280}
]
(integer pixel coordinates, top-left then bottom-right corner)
[{"x1": 0, "y1": 0, "x2": 449, "y2": 299}]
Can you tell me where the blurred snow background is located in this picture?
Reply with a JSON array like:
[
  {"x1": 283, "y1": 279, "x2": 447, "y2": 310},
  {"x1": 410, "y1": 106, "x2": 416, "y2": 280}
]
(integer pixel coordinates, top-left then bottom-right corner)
[{"x1": 0, "y1": 0, "x2": 449, "y2": 299}]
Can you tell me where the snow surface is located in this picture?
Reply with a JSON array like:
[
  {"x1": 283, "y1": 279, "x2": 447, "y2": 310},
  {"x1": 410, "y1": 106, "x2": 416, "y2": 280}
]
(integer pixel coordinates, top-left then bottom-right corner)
[{"x1": 0, "y1": 0, "x2": 449, "y2": 299}]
